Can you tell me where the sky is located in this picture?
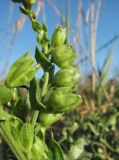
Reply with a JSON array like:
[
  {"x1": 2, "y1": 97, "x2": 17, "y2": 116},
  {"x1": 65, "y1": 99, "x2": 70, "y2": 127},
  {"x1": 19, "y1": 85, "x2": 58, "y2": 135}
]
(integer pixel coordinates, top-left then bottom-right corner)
[{"x1": 0, "y1": 0, "x2": 119, "y2": 79}]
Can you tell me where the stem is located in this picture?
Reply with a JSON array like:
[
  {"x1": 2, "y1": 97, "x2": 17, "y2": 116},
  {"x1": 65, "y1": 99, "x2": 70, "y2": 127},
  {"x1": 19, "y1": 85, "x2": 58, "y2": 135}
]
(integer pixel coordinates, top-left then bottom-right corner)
[{"x1": 0, "y1": 122, "x2": 26, "y2": 160}]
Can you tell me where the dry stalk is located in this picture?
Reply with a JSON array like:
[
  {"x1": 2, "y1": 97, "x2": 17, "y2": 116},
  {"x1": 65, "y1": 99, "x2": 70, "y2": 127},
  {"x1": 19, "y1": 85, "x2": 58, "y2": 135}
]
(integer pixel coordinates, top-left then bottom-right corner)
[{"x1": 91, "y1": 2, "x2": 96, "y2": 93}]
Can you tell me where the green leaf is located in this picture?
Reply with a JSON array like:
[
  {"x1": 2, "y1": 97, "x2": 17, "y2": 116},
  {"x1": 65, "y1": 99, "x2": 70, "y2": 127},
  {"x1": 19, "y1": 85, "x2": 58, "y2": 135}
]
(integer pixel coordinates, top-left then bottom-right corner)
[
  {"x1": 35, "y1": 46, "x2": 52, "y2": 71},
  {"x1": 20, "y1": 6, "x2": 34, "y2": 17},
  {"x1": 11, "y1": 125, "x2": 23, "y2": 151},
  {"x1": 29, "y1": 77, "x2": 46, "y2": 110},
  {"x1": 99, "y1": 50, "x2": 113, "y2": 87},
  {"x1": 32, "y1": 20, "x2": 42, "y2": 33},
  {"x1": 20, "y1": 123, "x2": 34, "y2": 152},
  {"x1": 0, "y1": 108, "x2": 11, "y2": 121},
  {"x1": 0, "y1": 84, "x2": 13, "y2": 104},
  {"x1": 5, "y1": 52, "x2": 40, "y2": 88},
  {"x1": 49, "y1": 133, "x2": 64, "y2": 160},
  {"x1": 30, "y1": 135, "x2": 47, "y2": 160}
]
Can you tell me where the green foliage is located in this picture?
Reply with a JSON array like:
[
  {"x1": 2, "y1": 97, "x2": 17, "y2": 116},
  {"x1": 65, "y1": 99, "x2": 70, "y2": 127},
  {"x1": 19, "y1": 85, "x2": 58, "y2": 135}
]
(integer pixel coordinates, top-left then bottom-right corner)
[
  {"x1": 0, "y1": 84, "x2": 13, "y2": 104},
  {"x1": 0, "y1": 1, "x2": 82, "y2": 160}
]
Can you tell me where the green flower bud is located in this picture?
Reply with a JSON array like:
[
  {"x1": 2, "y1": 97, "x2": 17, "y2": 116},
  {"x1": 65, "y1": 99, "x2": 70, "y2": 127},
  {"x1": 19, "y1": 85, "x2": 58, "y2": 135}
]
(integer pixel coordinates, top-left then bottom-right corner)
[
  {"x1": 5, "y1": 52, "x2": 40, "y2": 88},
  {"x1": 26, "y1": 0, "x2": 36, "y2": 5},
  {"x1": 51, "y1": 26, "x2": 66, "y2": 47},
  {"x1": 51, "y1": 44, "x2": 76, "y2": 68},
  {"x1": 40, "y1": 113, "x2": 62, "y2": 127},
  {"x1": 48, "y1": 87, "x2": 82, "y2": 113},
  {"x1": 53, "y1": 66, "x2": 81, "y2": 89}
]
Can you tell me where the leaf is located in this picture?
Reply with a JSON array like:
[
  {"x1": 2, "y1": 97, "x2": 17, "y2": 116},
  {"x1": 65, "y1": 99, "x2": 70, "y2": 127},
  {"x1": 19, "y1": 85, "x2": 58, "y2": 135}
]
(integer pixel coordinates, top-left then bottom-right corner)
[
  {"x1": 20, "y1": 123, "x2": 34, "y2": 152},
  {"x1": 49, "y1": 133, "x2": 64, "y2": 160},
  {"x1": 19, "y1": 6, "x2": 34, "y2": 17},
  {"x1": 5, "y1": 52, "x2": 40, "y2": 88},
  {"x1": 64, "y1": 138, "x2": 87, "y2": 160},
  {"x1": 30, "y1": 135, "x2": 47, "y2": 160},
  {"x1": 0, "y1": 108, "x2": 11, "y2": 121},
  {"x1": 35, "y1": 46, "x2": 52, "y2": 71},
  {"x1": 99, "y1": 50, "x2": 113, "y2": 87},
  {"x1": 11, "y1": 125, "x2": 23, "y2": 151},
  {"x1": 0, "y1": 84, "x2": 13, "y2": 104},
  {"x1": 29, "y1": 77, "x2": 46, "y2": 110}
]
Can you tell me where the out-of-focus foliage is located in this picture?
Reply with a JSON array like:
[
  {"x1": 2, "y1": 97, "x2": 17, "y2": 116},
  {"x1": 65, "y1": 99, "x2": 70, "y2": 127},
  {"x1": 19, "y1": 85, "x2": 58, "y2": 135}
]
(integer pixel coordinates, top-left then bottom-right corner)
[{"x1": 48, "y1": 52, "x2": 119, "y2": 160}]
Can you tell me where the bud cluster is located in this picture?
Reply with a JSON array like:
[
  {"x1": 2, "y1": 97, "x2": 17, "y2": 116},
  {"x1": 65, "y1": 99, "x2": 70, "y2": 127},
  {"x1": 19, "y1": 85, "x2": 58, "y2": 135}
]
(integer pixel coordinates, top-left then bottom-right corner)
[{"x1": 44, "y1": 26, "x2": 82, "y2": 113}]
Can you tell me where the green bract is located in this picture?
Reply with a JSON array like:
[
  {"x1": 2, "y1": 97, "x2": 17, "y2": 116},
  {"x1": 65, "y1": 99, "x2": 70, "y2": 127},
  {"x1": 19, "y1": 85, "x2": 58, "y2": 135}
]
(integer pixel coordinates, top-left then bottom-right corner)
[
  {"x1": 51, "y1": 44, "x2": 76, "y2": 68},
  {"x1": 48, "y1": 87, "x2": 82, "y2": 113},
  {"x1": 53, "y1": 66, "x2": 81, "y2": 89},
  {"x1": 5, "y1": 52, "x2": 40, "y2": 88},
  {"x1": 51, "y1": 26, "x2": 66, "y2": 47}
]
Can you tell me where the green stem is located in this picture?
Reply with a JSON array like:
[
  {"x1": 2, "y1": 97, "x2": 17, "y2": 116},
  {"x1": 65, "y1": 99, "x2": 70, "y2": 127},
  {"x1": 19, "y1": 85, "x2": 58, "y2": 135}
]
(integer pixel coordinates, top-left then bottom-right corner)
[{"x1": 0, "y1": 122, "x2": 26, "y2": 160}]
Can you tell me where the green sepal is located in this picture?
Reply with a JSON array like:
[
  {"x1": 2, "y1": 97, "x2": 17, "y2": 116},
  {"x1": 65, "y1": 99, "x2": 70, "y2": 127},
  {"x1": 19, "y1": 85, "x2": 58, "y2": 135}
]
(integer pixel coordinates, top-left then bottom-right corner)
[
  {"x1": 51, "y1": 44, "x2": 76, "y2": 68},
  {"x1": 51, "y1": 25, "x2": 66, "y2": 47},
  {"x1": 20, "y1": 123, "x2": 34, "y2": 153},
  {"x1": 0, "y1": 84, "x2": 13, "y2": 104},
  {"x1": 5, "y1": 52, "x2": 40, "y2": 88},
  {"x1": 29, "y1": 77, "x2": 46, "y2": 110},
  {"x1": 35, "y1": 46, "x2": 52, "y2": 71},
  {"x1": 53, "y1": 66, "x2": 81, "y2": 89},
  {"x1": 48, "y1": 87, "x2": 82, "y2": 113}
]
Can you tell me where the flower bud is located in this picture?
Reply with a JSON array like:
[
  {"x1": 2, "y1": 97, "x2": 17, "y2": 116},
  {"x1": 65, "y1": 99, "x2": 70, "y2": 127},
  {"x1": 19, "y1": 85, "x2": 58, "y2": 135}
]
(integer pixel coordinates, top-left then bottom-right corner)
[
  {"x1": 51, "y1": 44, "x2": 76, "y2": 68},
  {"x1": 53, "y1": 66, "x2": 81, "y2": 89},
  {"x1": 26, "y1": 0, "x2": 36, "y2": 5},
  {"x1": 5, "y1": 52, "x2": 40, "y2": 88},
  {"x1": 40, "y1": 113, "x2": 62, "y2": 127},
  {"x1": 48, "y1": 87, "x2": 82, "y2": 113},
  {"x1": 51, "y1": 26, "x2": 66, "y2": 47}
]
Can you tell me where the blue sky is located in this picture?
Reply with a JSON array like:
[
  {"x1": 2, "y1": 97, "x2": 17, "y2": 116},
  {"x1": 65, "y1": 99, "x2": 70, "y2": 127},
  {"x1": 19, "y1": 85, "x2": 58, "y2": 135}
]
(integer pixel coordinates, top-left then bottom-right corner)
[{"x1": 0, "y1": 0, "x2": 119, "y2": 79}]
